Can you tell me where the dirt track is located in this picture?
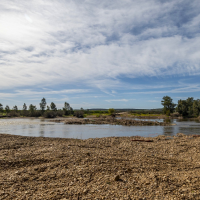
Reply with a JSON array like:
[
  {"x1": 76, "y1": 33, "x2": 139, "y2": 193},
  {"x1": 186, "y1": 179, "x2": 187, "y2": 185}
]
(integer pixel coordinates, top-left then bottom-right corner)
[{"x1": 1, "y1": 133, "x2": 200, "y2": 199}]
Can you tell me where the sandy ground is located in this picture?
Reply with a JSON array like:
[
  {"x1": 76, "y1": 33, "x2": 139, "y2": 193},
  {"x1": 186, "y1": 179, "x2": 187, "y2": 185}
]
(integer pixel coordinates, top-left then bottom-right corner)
[{"x1": 1, "y1": 133, "x2": 200, "y2": 199}]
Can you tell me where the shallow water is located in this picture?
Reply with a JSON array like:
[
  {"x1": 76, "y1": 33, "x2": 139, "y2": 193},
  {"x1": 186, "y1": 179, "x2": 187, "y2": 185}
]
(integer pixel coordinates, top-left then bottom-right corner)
[{"x1": 0, "y1": 118, "x2": 200, "y2": 139}]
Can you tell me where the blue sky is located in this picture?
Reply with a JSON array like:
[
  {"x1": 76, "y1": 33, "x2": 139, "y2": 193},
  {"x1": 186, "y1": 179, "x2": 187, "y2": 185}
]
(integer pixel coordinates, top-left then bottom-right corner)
[{"x1": 0, "y1": 0, "x2": 200, "y2": 109}]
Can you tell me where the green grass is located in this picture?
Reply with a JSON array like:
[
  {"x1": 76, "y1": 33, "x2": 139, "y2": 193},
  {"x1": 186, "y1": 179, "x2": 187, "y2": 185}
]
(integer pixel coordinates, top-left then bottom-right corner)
[{"x1": 130, "y1": 113, "x2": 162, "y2": 117}]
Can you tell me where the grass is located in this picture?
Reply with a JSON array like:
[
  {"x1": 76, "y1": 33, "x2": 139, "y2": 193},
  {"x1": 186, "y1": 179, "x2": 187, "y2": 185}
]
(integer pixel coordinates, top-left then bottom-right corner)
[{"x1": 130, "y1": 113, "x2": 162, "y2": 117}]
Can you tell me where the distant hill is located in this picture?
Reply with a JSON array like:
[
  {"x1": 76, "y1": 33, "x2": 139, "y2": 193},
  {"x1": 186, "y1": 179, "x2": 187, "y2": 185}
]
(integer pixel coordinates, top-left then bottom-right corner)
[{"x1": 88, "y1": 108, "x2": 163, "y2": 111}]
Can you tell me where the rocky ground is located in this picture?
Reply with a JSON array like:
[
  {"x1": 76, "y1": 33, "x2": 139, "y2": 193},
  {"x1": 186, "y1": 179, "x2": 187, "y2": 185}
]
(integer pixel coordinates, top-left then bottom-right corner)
[
  {"x1": 53, "y1": 117, "x2": 169, "y2": 126},
  {"x1": 1, "y1": 133, "x2": 200, "y2": 199}
]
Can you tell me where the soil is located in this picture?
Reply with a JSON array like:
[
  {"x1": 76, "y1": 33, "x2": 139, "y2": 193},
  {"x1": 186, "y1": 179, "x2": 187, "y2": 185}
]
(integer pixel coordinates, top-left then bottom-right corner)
[
  {"x1": 52, "y1": 117, "x2": 170, "y2": 126},
  {"x1": 1, "y1": 133, "x2": 200, "y2": 199}
]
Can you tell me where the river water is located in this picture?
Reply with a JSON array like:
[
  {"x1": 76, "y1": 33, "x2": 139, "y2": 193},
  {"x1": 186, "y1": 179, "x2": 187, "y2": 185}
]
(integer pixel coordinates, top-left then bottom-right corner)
[{"x1": 0, "y1": 118, "x2": 200, "y2": 139}]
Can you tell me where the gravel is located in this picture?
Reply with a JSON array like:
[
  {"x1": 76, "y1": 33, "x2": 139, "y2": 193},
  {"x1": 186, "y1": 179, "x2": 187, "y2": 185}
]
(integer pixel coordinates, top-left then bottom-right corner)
[{"x1": 1, "y1": 133, "x2": 200, "y2": 199}]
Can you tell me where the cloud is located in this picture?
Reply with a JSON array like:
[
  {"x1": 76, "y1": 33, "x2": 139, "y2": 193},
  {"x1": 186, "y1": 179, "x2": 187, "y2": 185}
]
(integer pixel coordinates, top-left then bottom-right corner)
[
  {"x1": 126, "y1": 83, "x2": 200, "y2": 95},
  {"x1": 105, "y1": 99, "x2": 135, "y2": 103},
  {"x1": 0, "y1": 89, "x2": 90, "y2": 98},
  {"x1": 0, "y1": 0, "x2": 200, "y2": 91}
]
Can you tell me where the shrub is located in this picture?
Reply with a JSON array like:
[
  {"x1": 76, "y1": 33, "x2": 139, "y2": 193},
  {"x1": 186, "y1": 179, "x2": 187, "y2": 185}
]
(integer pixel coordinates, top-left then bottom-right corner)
[
  {"x1": 74, "y1": 110, "x2": 84, "y2": 118},
  {"x1": 43, "y1": 111, "x2": 57, "y2": 118},
  {"x1": 108, "y1": 108, "x2": 115, "y2": 115}
]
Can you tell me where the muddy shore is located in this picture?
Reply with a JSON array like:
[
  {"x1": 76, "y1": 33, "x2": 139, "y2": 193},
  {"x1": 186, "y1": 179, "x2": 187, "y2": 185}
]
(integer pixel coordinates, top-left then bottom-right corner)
[
  {"x1": 53, "y1": 117, "x2": 170, "y2": 126},
  {"x1": 1, "y1": 133, "x2": 200, "y2": 199}
]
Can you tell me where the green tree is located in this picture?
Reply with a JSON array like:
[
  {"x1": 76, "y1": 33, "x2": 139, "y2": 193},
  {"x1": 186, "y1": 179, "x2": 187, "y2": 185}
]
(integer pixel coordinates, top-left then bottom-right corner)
[
  {"x1": 5, "y1": 105, "x2": 10, "y2": 113},
  {"x1": 63, "y1": 102, "x2": 74, "y2": 115},
  {"x1": 40, "y1": 98, "x2": 47, "y2": 113},
  {"x1": 193, "y1": 99, "x2": 200, "y2": 117},
  {"x1": 29, "y1": 104, "x2": 37, "y2": 116},
  {"x1": 70, "y1": 107, "x2": 74, "y2": 115},
  {"x1": 176, "y1": 100, "x2": 188, "y2": 116},
  {"x1": 50, "y1": 102, "x2": 57, "y2": 111},
  {"x1": 46, "y1": 105, "x2": 50, "y2": 111},
  {"x1": 23, "y1": 103, "x2": 27, "y2": 111},
  {"x1": 63, "y1": 102, "x2": 70, "y2": 115},
  {"x1": 22, "y1": 103, "x2": 28, "y2": 116},
  {"x1": 161, "y1": 96, "x2": 176, "y2": 115},
  {"x1": 0, "y1": 103, "x2": 3, "y2": 113},
  {"x1": 13, "y1": 105, "x2": 18, "y2": 112},
  {"x1": 176, "y1": 97, "x2": 196, "y2": 117},
  {"x1": 186, "y1": 97, "x2": 194, "y2": 117}
]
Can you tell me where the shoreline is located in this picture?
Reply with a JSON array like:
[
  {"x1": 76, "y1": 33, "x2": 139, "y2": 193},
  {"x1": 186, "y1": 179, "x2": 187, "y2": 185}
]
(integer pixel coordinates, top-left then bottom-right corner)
[
  {"x1": 1, "y1": 133, "x2": 200, "y2": 199},
  {"x1": 52, "y1": 117, "x2": 171, "y2": 126}
]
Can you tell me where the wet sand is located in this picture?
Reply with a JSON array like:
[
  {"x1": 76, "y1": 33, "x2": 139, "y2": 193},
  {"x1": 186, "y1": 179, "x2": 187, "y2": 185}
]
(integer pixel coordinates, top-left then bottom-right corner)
[{"x1": 1, "y1": 133, "x2": 200, "y2": 199}]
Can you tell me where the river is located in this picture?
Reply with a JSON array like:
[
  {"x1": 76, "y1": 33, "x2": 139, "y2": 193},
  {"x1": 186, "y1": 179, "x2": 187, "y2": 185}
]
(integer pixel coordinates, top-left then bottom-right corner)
[{"x1": 0, "y1": 118, "x2": 200, "y2": 139}]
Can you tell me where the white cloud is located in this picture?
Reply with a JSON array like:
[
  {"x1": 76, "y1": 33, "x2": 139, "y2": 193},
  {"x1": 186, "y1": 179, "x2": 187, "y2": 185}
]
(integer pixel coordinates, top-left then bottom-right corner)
[
  {"x1": 0, "y1": 89, "x2": 90, "y2": 98},
  {"x1": 0, "y1": 0, "x2": 200, "y2": 91},
  {"x1": 105, "y1": 99, "x2": 135, "y2": 103}
]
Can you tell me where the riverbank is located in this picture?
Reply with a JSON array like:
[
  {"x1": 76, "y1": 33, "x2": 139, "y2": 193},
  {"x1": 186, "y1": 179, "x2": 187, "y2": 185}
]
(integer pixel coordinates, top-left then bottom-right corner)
[
  {"x1": 1, "y1": 133, "x2": 200, "y2": 199},
  {"x1": 53, "y1": 117, "x2": 170, "y2": 126}
]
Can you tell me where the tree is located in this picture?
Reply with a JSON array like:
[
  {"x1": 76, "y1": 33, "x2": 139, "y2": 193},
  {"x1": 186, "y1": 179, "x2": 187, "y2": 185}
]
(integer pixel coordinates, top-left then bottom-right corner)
[
  {"x1": 161, "y1": 96, "x2": 176, "y2": 115},
  {"x1": 193, "y1": 99, "x2": 200, "y2": 117},
  {"x1": 13, "y1": 105, "x2": 18, "y2": 112},
  {"x1": 46, "y1": 105, "x2": 50, "y2": 111},
  {"x1": 176, "y1": 100, "x2": 188, "y2": 116},
  {"x1": 186, "y1": 97, "x2": 194, "y2": 117},
  {"x1": 40, "y1": 98, "x2": 47, "y2": 113},
  {"x1": 50, "y1": 102, "x2": 57, "y2": 111},
  {"x1": 63, "y1": 102, "x2": 73, "y2": 115},
  {"x1": 22, "y1": 103, "x2": 28, "y2": 116},
  {"x1": 70, "y1": 107, "x2": 74, "y2": 115},
  {"x1": 5, "y1": 105, "x2": 10, "y2": 113},
  {"x1": 23, "y1": 103, "x2": 27, "y2": 111},
  {"x1": 29, "y1": 104, "x2": 37, "y2": 116},
  {"x1": 0, "y1": 103, "x2": 3, "y2": 113},
  {"x1": 176, "y1": 97, "x2": 197, "y2": 117}
]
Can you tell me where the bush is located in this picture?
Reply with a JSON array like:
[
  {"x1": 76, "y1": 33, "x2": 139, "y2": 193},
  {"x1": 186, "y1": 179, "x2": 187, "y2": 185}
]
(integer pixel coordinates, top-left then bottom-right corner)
[
  {"x1": 74, "y1": 110, "x2": 84, "y2": 118},
  {"x1": 57, "y1": 110, "x2": 64, "y2": 117},
  {"x1": 43, "y1": 111, "x2": 57, "y2": 118},
  {"x1": 108, "y1": 108, "x2": 115, "y2": 115},
  {"x1": 8, "y1": 111, "x2": 20, "y2": 117}
]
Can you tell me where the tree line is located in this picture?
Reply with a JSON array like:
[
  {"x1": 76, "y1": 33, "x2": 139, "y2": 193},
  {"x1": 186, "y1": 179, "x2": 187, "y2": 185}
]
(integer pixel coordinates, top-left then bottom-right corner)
[
  {"x1": 161, "y1": 96, "x2": 200, "y2": 117},
  {"x1": 0, "y1": 98, "x2": 74, "y2": 118}
]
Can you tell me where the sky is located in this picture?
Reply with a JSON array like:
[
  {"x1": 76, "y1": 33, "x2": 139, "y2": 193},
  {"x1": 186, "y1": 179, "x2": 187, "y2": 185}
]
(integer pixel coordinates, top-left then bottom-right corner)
[{"x1": 0, "y1": 0, "x2": 200, "y2": 110}]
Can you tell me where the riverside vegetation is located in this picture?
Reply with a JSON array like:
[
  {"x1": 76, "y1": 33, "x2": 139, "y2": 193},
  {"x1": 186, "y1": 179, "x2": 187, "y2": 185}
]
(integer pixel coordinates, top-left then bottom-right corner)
[{"x1": 0, "y1": 96, "x2": 200, "y2": 119}]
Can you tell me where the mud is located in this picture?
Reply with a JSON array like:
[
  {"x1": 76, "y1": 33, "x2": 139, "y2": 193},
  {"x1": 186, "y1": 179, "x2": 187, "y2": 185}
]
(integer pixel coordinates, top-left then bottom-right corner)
[
  {"x1": 1, "y1": 133, "x2": 200, "y2": 199},
  {"x1": 53, "y1": 117, "x2": 169, "y2": 126}
]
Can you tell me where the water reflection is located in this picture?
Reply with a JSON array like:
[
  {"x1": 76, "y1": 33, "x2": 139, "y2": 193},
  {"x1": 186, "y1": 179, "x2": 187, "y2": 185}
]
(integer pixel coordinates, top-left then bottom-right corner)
[
  {"x1": 0, "y1": 118, "x2": 200, "y2": 139},
  {"x1": 39, "y1": 124, "x2": 45, "y2": 137}
]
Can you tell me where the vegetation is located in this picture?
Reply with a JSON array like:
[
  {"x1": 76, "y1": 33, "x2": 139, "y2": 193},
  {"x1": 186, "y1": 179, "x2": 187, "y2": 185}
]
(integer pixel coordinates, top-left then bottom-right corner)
[
  {"x1": 108, "y1": 108, "x2": 115, "y2": 115},
  {"x1": 0, "y1": 103, "x2": 3, "y2": 113},
  {"x1": 1, "y1": 96, "x2": 200, "y2": 119},
  {"x1": 130, "y1": 109, "x2": 163, "y2": 116},
  {"x1": 176, "y1": 97, "x2": 200, "y2": 117},
  {"x1": 161, "y1": 96, "x2": 176, "y2": 116},
  {"x1": 40, "y1": 98, "x2": 47, "y2": 114},
  {"x1": 5, "y1": 105, "x2": 10, "y2": 113},
  {"x1": 0, "y1": 99, "x2": 74, "y2": 118},
  {"x1": 160, "y1": 96, "x2": 200, "y2": 118},
  {"x1": 50, "y1": 102, "x2": 57, "y2": 111}
]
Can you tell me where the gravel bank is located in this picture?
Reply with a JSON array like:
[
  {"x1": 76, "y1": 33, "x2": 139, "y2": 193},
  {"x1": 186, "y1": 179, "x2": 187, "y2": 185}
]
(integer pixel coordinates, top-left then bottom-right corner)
[
  {"x1": 1, "y1": 133, "x2": 200, "y2": 199},
  {"x1": 53, "y1": 117, "x2": 169, "y2": 126}
]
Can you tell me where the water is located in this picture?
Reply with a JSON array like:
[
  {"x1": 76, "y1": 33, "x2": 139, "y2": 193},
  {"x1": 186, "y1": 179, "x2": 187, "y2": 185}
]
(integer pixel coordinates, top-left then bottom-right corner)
[{"x1": 0, "y1": 118, "x2": 200, "y2": 139}]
